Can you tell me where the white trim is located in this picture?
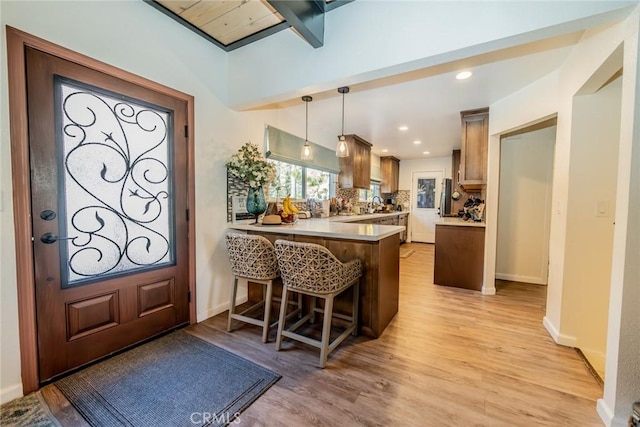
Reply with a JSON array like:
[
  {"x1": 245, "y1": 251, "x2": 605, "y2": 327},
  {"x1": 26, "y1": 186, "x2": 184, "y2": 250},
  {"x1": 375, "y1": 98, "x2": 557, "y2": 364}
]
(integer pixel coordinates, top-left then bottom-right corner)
[
  {"x1": 495, "y1": 273, "x2": 547, "y2": 285},
  {"x1": 197, "y1": 295, "x2": 248, "y2": 323},
  {"x1": 597, "y1": 398, "x2": 615, "y2": 427},
  {"x1": 597, "y1": 403, "x2": 630, "y2": 427},
  {"x1": 0, "y1": 383, "x2": 23, "y2": 404},
  {"x1": 482, "y1": 284, "x2": 496, "y2": 295},
  {"x1": 543, "y1": 316, "x2": 577, "y2": 347}
]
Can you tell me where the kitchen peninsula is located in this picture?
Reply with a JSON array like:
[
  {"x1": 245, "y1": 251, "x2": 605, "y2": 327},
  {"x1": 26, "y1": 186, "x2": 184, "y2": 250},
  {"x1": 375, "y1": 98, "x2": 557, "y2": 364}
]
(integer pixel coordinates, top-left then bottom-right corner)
[
  {"x1": 434, "y1": 217, "x2": 486, "y2": 291},
  {"x1": 228, "y1": 215, "x2": 404, "y2": 337}
]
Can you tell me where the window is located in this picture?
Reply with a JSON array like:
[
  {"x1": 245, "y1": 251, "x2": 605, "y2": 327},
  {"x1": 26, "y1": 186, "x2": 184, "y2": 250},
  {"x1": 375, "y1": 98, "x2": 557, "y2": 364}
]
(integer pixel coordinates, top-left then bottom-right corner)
[
  {"x1": 359, "y1": 182, "x2": 381, "y2": 202},
  {"x1": 267, "y1": 159, "x2": 335, "y2": 200}
]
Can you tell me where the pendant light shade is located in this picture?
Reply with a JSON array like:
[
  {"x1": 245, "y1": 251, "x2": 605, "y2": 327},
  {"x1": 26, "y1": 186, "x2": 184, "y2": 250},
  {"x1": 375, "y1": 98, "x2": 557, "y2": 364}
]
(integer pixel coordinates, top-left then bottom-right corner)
[
  {"x1": 301, "y1": 95, "x2": 313, "y2": 161},
  {"x1": 336, "y1": 86, "x2": 350, "y2": 157}
]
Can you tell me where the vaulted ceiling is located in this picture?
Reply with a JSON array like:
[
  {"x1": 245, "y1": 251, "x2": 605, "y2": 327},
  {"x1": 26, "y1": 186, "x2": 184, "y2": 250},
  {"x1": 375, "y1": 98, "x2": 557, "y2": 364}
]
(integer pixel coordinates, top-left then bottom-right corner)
[
  {"x1": 146, "y1": 0, "x2": 350, "y2": 51},
  {"x1": 146, "y1": 1, "x2": 637, "y2": 160}
]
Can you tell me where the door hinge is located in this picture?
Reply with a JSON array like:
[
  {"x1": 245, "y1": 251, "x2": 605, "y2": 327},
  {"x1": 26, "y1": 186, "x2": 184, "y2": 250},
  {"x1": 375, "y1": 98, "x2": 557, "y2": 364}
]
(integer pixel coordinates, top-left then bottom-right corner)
[
  {"x1": 186, "y1": 208, "x2": 190, "y2": 221},
  {"x1": 187, "y1": 290, "x2": 191, "y2": 303},
  {"x1": 184, "y1": 125, "x2": 188, "y2": 138}
]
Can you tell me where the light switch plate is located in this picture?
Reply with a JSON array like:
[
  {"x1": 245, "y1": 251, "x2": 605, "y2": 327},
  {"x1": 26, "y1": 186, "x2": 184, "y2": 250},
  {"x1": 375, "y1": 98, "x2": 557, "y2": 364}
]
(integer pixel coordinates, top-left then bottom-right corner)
[{"x1": 596, "y1": 200, "x2": 610, "y2": 217}]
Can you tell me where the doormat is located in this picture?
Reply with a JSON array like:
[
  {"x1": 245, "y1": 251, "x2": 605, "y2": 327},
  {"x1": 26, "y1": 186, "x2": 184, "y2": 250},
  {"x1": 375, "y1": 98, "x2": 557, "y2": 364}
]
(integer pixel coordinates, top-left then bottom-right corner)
[
  {"x1": 55, "y1": 331, "x2": 280, "y2": 427},
  {"x1": 0, "y1": 391, "x2": 61, "y2": 427},
  {"x1": 400, "y1": 249, "x2": 415, "y2": 259}
]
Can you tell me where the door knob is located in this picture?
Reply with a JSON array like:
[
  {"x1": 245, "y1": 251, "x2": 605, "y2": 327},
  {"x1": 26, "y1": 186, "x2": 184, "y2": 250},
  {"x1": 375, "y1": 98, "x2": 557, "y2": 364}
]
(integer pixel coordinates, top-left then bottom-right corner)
[{"x1": 40, "y1": 232, "x2": 76, "y2": 244}]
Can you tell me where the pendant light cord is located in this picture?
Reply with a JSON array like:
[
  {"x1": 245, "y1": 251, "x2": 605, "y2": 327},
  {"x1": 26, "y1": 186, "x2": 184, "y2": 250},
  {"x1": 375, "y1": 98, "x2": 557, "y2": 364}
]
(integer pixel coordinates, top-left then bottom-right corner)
[
  {"x1": 306, "y1": 99, "x2": 309, "y2": 141},
  {"x1": 341, "y1": 91, "x2": 345, "y2": 135}
]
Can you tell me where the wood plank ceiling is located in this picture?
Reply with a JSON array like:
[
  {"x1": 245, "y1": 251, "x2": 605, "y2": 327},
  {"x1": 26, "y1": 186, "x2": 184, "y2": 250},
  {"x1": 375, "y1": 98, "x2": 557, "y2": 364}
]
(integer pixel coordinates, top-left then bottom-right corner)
[
  {"x1": 157, "y1": 0, "x2": 285, "y2": 46},
  {"x1": 147, "y1": 0, "x2": 352, "y2": 51}
]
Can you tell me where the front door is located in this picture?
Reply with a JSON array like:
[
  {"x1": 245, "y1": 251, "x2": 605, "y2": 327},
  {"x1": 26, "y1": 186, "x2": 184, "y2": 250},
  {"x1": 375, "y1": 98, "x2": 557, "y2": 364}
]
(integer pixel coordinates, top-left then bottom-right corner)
[
  {"x1": 27, "y1": 47, "x2": 190, "y2": 382},
  {"x1": 411, "y1": 171, "x2": 443, "y2": 243}
]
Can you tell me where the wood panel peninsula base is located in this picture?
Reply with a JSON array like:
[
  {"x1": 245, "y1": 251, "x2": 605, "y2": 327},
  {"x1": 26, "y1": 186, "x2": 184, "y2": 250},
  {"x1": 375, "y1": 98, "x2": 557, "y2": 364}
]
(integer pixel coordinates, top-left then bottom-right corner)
[
  {"x1": 228, "y1": 219, "x2": 404, "y2": 338},
  {"x1": 434, "y1": 218, "x2": 486, "y2": 291}
]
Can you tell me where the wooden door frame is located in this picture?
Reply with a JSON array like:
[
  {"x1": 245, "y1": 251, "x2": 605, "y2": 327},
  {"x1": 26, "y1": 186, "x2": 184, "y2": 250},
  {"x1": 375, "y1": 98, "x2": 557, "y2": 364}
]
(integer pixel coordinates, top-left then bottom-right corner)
[{"x1": 6, "y1": 26, "x2": 197, "y2": 394}]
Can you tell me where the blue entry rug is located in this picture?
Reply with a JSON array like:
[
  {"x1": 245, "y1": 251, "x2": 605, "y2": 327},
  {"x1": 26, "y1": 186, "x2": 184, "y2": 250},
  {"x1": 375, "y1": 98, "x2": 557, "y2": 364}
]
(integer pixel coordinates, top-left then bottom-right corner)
[{"x1": 55, "y1": 331, "x2": 280, "y2": 427}]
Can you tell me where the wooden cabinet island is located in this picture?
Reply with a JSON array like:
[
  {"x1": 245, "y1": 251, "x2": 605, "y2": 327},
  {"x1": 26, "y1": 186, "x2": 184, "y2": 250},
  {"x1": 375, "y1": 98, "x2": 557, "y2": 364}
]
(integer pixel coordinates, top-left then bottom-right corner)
[{"x1": 228, "y1": 216, "x2": 404, "y2": 338}]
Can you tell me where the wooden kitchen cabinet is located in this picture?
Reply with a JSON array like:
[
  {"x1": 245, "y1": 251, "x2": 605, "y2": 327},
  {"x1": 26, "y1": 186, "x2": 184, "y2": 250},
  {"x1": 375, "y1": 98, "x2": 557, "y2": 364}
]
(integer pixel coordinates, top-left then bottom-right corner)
[
  {"x1": 434, "y1": 224, "x2": 485, "y2": 291},
  {"x1": 380, "y1": 156, "x2": 400, "y2": 193},
  {"x1": 459, "y1": 108, "x2": 489, "y2": 192},
  {"x1": 397, "y1": 213, "x2": 408, "y2": 243},
  {"x1": 354, "y1": 213, "x2": 409, "y2": 243},
  {"x1": 339, "y1": 134, "x2": 372, "y2": 189}
]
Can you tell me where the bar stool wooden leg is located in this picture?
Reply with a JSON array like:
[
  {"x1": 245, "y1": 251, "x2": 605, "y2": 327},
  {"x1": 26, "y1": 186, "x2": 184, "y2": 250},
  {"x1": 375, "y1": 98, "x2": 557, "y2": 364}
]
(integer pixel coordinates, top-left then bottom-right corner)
[
  {"x1": 319, "y1": 295, "x2": 334, "y2": 368},
  {"x1": 228, "y1": 277, "x2": 239, "y2": 332},
  {"x1": 262, "y1": 280, "x2": 273, "y2": 343},
  {"x1": 275, "y1": 286, "x2": 289, "y2": 351}
]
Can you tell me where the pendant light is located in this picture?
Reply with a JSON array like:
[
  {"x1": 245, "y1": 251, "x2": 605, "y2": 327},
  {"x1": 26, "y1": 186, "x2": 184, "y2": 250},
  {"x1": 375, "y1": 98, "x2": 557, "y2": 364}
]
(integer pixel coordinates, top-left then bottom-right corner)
[
  {"x1": 301, "y1": 96, "x2": 313, "y2": 161},
  {"x1": 336, "y1": 86, "x2": 350, "y2": 157}
]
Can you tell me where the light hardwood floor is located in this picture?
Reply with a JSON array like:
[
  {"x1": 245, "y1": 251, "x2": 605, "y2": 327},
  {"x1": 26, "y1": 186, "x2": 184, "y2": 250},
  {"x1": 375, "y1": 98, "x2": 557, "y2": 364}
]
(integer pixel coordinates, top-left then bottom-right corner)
[{"x1": 43, "y1": 242, "x2": 604, "y2": 426}]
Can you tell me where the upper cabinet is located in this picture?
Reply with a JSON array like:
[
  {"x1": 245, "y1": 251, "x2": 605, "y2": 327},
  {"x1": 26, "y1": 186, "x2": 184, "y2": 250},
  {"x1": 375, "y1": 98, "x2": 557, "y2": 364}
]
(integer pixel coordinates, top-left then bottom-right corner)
[
  {"x1": 459, "y1": 108, "x2": 489, "y2": 192},
  {"x1": 339, "y1": 134, "x2": 372, "y2": 189},
  {"x1": 380, "y1": 156, "x2": 400, "y2": 193}
]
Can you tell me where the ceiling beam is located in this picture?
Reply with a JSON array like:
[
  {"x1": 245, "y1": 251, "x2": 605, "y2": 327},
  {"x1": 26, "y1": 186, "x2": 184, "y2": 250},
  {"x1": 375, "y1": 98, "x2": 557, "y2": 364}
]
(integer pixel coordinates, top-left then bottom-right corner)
[{"x1": 267, "y1": 0, "x2": 325, "y2": 48}]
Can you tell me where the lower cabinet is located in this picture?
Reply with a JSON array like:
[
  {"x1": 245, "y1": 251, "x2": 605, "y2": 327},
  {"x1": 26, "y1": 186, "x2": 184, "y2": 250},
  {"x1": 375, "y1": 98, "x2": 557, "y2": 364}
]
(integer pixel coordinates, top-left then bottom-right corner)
[
  {"x1": 434, "y1": 224, "x2": 485, "y2": 291},
  {"x1": 397, "y1": 214, "x2": 408, "y2": 243},
  {"x1": 246, "y1": 230, "x2": 400, "y2": 338},
  {"x1": 354, "y1": 213, "x2": 409, "y2": 244}
]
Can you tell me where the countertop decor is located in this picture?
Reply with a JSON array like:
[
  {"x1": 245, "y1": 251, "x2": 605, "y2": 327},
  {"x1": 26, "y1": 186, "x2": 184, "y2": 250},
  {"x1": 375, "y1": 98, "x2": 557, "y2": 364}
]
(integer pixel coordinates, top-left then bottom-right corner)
[
  {"x1": 225, "y1": 142, "x2": 276, "y2": 189},
  {"x1": 226, "y1": 142, "x2": 276, "y2": 223}
]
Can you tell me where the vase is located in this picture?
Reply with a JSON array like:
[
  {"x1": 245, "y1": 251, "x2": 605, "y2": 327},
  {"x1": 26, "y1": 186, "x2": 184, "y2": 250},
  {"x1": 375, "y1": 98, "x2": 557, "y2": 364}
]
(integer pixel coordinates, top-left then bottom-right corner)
[{"x1": 246, "y1": 186, "x2": 267, "y2": 224}]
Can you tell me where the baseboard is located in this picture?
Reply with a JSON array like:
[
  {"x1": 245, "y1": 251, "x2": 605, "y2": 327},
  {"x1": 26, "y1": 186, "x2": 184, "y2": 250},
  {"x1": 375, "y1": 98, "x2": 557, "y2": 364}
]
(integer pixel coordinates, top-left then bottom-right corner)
[
  {"x1": 197, "y1": 295, "x2": 248, "y2": 323},
  {"x1": 495, "y1": 272, "x2": 547, "y2": 285},
  {"x1": 543, "y1": 316, "x2": 577, "y2": 347},
  {"x1": 598, "y1": 398, "x2": 631, "y2": 427},
  {"x1": 0, "y1": 383, "x2": 23, "y2": 404}
]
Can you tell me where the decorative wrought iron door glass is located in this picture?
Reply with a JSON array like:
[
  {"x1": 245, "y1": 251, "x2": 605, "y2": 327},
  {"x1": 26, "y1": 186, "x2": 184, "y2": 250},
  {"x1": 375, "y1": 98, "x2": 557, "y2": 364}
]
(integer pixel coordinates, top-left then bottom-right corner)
[
  {"x1": 416, "y1": 178, "x2": 436, "y2": 209},
  {"x1": 57, "y1": 78, "x2": 174, "y2": 286}
]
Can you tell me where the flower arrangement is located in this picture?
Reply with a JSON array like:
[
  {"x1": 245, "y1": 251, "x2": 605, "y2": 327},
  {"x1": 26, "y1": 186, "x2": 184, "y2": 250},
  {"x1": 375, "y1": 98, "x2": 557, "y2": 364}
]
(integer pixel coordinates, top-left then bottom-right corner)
[{"x1": 225, "y1": 142, "x2": 276, "y2": 189}]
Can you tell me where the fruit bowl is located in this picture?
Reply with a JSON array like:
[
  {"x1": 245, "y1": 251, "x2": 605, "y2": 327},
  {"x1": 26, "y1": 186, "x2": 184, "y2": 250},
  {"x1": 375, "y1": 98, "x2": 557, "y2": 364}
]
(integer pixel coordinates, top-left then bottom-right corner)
[{"x1": 281, "y1": 213, "x2": 298, "y2": 224}]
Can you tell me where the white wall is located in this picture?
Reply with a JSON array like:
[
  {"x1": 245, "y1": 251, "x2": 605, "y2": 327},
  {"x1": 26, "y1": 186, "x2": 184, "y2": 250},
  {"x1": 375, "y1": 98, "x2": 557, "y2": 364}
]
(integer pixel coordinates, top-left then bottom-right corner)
[
  {"x1": 399, "y1": 155, "x2": 452, "y2": 191},
  {"x1": 0, "y1": 0, "x2": 278, "y2": 403},
  {"x1": 496, "y1": 126, "x2": 555, "y2": 285},
  {"x1": 486, "y1": 10, "x2": 639, "y2": 426},
  {"x1": 563, "y1": 77, "x2": 622, "y2": 377},
  {"x1": 598, "y1": 23, "x2": 640, "y2": 427},
  {"x1": 226, "y1": 1, "x2": 637, "y2": 109}
]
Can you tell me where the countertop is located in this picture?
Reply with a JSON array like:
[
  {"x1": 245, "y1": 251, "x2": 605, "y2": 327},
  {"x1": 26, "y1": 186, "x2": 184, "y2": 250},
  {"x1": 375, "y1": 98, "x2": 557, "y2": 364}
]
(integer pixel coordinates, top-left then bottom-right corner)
[
  {"x1": 228, "y1": 217, "x2": 405, "y2": 241},
  {"x1": 436, "y1": 217, "x2": 486, "y2": 228},
  {"x1": 329, "y1": 212, "x2": 408, "y2": 223}
]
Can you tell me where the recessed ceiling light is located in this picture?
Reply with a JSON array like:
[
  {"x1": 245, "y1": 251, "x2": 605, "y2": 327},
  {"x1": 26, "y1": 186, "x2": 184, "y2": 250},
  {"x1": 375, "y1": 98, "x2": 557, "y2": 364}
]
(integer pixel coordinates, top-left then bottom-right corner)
[
  {"x1": 413, "y1": 140, "x2": 421, "y2": 145},
  {"x1": 381, "y1": 149, "x2": 389, "y2": 153},
  {"x1": 423, "y1": 151, "x2": 430, "y2": 155},
  {"x1": 398, "y1": 126, "x2": 408, "y2": 131},
  {"x1": 456, "y1": 71, "x2": 472, "y2": 80}
]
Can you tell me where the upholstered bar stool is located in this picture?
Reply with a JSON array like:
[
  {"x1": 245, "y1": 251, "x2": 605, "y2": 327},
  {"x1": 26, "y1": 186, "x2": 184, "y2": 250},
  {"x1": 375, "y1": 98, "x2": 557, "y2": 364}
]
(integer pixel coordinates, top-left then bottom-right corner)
[
  {"x1": 225, "y1": 232, "x2": 300, "y2": 343},
  {"x1": 274, "y1": 240, "x2": 362, "y2": 368}
]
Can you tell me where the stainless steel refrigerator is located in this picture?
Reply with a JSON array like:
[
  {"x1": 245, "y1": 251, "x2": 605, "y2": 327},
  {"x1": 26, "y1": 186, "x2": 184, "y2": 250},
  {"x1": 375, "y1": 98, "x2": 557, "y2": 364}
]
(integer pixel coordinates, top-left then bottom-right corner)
[{"x1": 439, "y1": 178, "x2": 452, "y2": 216}]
